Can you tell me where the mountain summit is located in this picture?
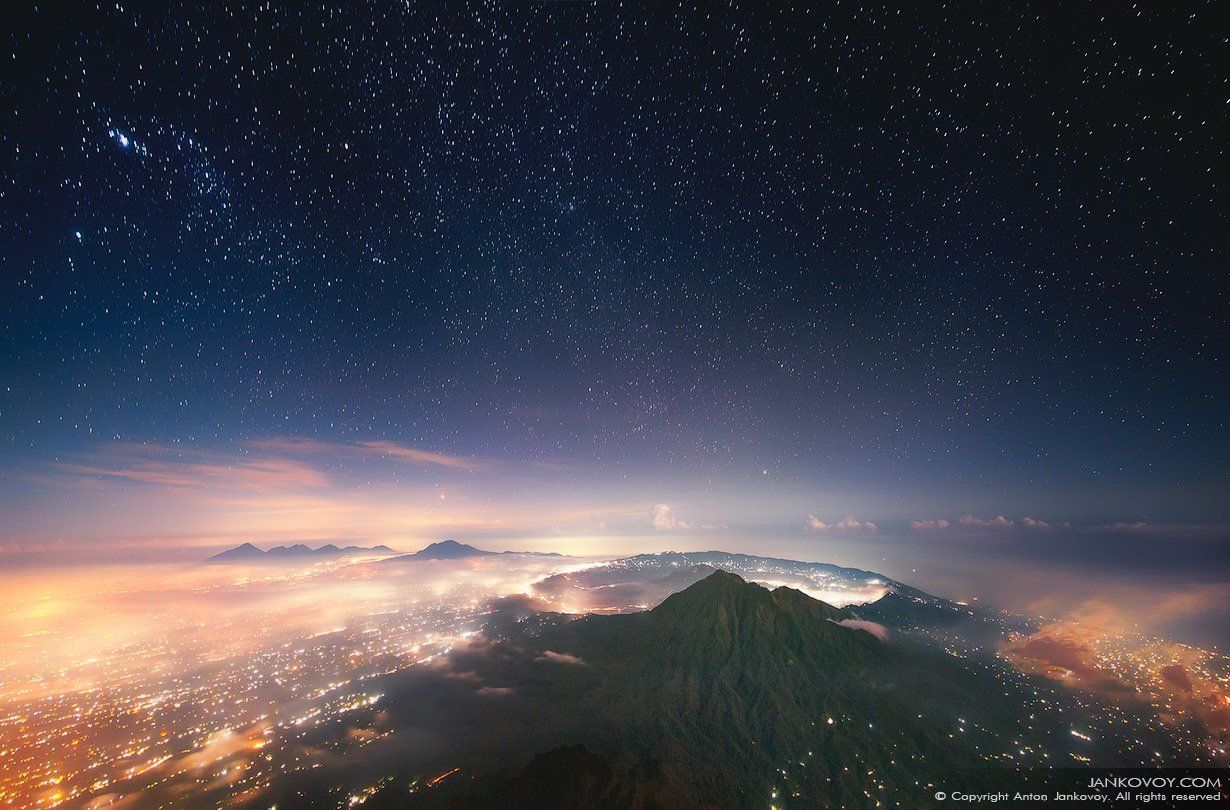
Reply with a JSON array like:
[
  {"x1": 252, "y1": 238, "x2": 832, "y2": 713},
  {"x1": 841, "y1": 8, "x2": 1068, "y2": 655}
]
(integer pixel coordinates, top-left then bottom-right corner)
[
  {"x1": 206, "y1": 542, "x2": 264, "y2": 561},
  {"x1": 381, "y1": 540, "x2": 565, "y2": 562},
  {"x1": 407, "y1": 539, "x2": 496, "y2": 559},
  {"x1": 643, "y1": 570, "x2": 880, "y2": 665}
]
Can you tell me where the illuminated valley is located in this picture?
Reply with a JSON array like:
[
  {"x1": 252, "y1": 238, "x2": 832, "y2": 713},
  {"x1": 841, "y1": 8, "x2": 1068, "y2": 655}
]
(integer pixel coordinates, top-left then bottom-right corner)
[
  {"x1": 1, "y1": 551, "x2": 1225, "y2": 808},
  {"x1": 0, "y1": 555, "x2": 568, "y2": 807}
]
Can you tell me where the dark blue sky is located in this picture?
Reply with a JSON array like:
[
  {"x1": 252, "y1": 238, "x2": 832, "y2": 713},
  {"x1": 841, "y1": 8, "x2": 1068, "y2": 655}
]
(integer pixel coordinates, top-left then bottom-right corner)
[{"x1": 2, "y1": 1, "x2": 1226, "y2": 549}]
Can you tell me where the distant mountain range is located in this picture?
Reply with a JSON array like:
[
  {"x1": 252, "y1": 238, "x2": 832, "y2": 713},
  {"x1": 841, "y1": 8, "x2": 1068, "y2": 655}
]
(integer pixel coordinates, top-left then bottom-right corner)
[
  {"x1": 209, "y1": 539, "x2": 565, "y2": 564},
  {"x1": 206, "y1": 542, "x2": 397, "y2": 562},
  {"x1": 379, "y1": 539, "x2": 564, "y2": 562}
]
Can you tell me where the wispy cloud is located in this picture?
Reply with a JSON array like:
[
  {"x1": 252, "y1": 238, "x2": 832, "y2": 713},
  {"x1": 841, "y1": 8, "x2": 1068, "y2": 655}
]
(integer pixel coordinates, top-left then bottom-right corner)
[
  {"x1": 55, "y1": 453, "x2": 330, "y2": 491},
  {"x1": 246, "y1": 437, "x2": 346, "y2": 455},
  {"x1": 46, "y1": 438, "x2": 489, "y2": 497},
  {"x1": 537, "y1": 650, "x2": 587, "y2": 665},
  {"x1": 357, "y1": 441, "x2": 482, "y2": 471},
  {"x1": 250, "y1": 437, "x2": 483, "y2": 471},
  {"x1": 1090, "y1": 521, "x2": 1226, "y2": 538},
  {"x1": 0, "y1": 539, "x2": 70, "y2": 555}
]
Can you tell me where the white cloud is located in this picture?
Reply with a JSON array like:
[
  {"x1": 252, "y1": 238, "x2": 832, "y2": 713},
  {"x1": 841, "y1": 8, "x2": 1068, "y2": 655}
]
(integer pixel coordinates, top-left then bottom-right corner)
[
  {"x1": 909, "y1": 518, "x2": 951, "y2": 531},
  {"x1": 475, "y1": 686, "x2": 515, "y2": 697},
  {"x1": 1021, "y1": 516, "x2": 1070, "y2": 530},
  {"x1": 807, "y1": 515, "x2": 877, "y2": 534},
  {"x1": 652, "y1": 503, "x2": 692, "y2": 531},
  {"x1": 835, "y1": 618, "x2": 889, "y2": 641},
  {"x1": 839, "y1": 517, "x2": 877, "y2": 533},
  {"x1": 911, "y1": 515, "x2": 1072, "y2": 532},
  {"x1": 959, "y1": 514, "x2": 1014, "y2": 529},
  {"x1": 650, "y1": 503, "x2": 723, "y2": 532}
]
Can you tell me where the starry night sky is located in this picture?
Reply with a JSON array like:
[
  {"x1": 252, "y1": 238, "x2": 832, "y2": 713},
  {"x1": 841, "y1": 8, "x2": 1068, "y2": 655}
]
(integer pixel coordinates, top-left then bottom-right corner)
[{"x1": 2, "y1": 2, "x2": 1226, "y2": 561}]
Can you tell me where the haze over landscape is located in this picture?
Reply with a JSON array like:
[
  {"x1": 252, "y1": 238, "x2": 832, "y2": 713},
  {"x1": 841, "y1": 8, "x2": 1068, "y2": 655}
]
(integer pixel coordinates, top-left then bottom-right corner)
[{"x1": 2, "y1": 1, "x2": 1227, "y2": 807}]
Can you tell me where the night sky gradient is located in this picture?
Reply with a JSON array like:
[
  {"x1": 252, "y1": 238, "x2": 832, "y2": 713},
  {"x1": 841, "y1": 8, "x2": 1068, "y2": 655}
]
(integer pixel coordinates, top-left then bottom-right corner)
[{"x1": 2, "y1": 2, "x2": 1227, "y2": 587}]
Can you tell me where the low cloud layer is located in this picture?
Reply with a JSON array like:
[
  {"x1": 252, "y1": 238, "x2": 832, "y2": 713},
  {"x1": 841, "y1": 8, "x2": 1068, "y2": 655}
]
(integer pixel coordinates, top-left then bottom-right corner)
[
  {"x1": 908, "y1": 518, "x2": 950, "y2": 531},
  {"x1": 807, "y1": 515, "x2": 878, "y2": 534},
  {"x1": 1003, "y1": 599, "x2": 1230, "y2": 751},
  {"x1": 960, "y1": 514, "x2": 1014, "y2": 529},
  {"x1": 908, "y1": 515, "x2": 1072, "y2": 532},
  {"x1": 835, "y1": 618, "x2": 889, "y2": 641}
]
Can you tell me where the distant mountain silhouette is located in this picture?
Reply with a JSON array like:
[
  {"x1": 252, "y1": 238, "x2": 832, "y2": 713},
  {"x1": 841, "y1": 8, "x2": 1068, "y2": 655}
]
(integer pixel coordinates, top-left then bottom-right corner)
[
  {"x1": 411, "y1": 540, "x2": 496, "y2": 559},
  {"x1": 381, "y1": 539, "x2": 564, "y2": 562},
  {"x1": 206, "y1": 543, "x2": 396, "y2": 562},
  {"x1": 206, "y1": 542, "x2": 265, "y2": 561}
]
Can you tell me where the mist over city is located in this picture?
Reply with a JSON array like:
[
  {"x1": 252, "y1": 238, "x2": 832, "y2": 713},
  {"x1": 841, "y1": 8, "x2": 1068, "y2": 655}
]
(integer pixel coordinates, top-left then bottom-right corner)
[{"x1": 3, "y1": 1, "x2": 1226, "y2": 808}]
